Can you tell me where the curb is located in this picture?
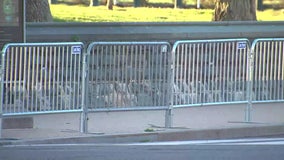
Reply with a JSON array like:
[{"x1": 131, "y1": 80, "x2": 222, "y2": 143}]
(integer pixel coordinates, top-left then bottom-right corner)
[
  {"x1": 157, "y1": 124, "x2": 284, "y2": 142},
  {"x1": 0, "y1": 138, "x2": 18, "y2": 146},
  {"x1": 2, "y1": 124, "x2": 284, "y2": 145}
]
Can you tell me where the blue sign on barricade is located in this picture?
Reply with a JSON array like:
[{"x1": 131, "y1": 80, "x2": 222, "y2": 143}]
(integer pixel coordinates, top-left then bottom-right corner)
[{"x1": 237, "y1": 41, "x2": 247, "y2": 49}]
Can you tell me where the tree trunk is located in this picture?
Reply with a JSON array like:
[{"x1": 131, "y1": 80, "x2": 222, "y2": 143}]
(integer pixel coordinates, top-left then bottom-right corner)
[
  {"x1": 26, "y1": 0, "x2": 53, "y2": 22},
  {"x1": 174, "y1": 0, "x2": 183, "y2": 8},
  {"x1": 213, "y1": 0, "x2": 256, "y2": 21},
  {"x1": 107, "y1": 0, "x2": 114, "y2": 10},
  {"x1": 134, "y1": 0, "x2": 141, "y2": 7},
  {"x1": 257, "y1": 0, "x2": 263, "y2": 11},
  {"x1": 89, "y1": 0, "x2": 99, "y2": 6}
]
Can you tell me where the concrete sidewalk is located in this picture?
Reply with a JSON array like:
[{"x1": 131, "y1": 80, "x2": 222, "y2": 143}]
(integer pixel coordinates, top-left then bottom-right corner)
[{"x1": 1, "y1": 102, "x2": 284, "y2": 145}]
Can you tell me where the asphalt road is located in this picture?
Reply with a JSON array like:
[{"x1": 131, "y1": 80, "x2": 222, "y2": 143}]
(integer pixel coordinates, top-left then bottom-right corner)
[{"x1": 1, "y1": 138, "x2": 284, "y2": 160}]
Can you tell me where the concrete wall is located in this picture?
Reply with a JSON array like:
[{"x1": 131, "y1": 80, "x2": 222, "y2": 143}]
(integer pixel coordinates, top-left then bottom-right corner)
[{"x1": 26, "y1": 21, "x2": 284, "y2": 43}]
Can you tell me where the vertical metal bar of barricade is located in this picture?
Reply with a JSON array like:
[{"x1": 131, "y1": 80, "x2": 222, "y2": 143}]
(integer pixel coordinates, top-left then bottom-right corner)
[
  {"x1": 165, "y1": 44, "x2": 174, "y2": 128},
  {"x1": 0, "y1": 50, "x2": 4, "y2": 138},
  {"x1": 245, "y1": 39, "x2": 258, "y2": 123},
  {"x1": 246, "y1": 45, "x2": 254, "y2": 122},
  {"x1": 80, "y1": 48, "x2": 89, "y2": 133}
]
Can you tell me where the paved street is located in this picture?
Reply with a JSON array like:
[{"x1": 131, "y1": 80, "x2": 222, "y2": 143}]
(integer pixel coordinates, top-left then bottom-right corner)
[{"x1": 1, "y1": 138, "x2": 284, "y2": 160}]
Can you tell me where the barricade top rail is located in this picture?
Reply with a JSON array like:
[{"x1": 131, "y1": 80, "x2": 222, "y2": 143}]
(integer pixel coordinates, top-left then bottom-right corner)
[
  {"x1": 250, "y1": 38, "x2": 284, "y2": 53},
  {"x1": 88, "y1": 41, "x2": 171, "y2": 45},
  {"x1": 1, "y1": 42, "x2": 84, "y2": 54},
  {"x1": 172, "y1": 38, "x2": 251, "y2": 50},
  {"x1": 252, "y1": 38, "x2": 284, "y2": 41},
  {"x1": 87, "y1": 41, "x2": 171, "y2": 53}
]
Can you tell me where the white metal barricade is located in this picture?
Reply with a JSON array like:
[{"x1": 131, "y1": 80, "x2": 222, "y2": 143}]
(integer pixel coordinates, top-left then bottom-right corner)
[
  {"x1": 172, "y1": 39, "x2": 251, "y2": 107},
  {"x1": 251, "y1": 38, "x2": 284, "y2": 102},
  {"x1": 85, "y1": 42, "x2": 172, "y2": 110},
  {"x1": 0, "y1": 42, "x2": 84, "y2": 115},
  {"x1": 1, "y1": 38, "x2": 283, "y2": 135}
]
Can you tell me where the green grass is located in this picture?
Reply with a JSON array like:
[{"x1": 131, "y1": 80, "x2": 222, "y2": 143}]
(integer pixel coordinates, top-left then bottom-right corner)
[
  {"x1": 257, "y1": 9, "x2": 284, "y2": 21},
  {"x1": 51, "y1": 4, "x2": 213, "y2": 22},
  {"x1": 50, "y1": 4, "x2": 284, "y2": 22}
]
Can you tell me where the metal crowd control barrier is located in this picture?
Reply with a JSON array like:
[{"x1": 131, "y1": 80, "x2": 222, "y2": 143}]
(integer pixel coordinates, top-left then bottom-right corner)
[
  {"x1": 85, "y1": 42, "x2": 172, "y2": 111},
  {"x1": 1, "y1": 39, "x2": 283, "y2": 135},
  {"x1": 82, "y1": 42, "x2": 172, "y2": 130},
  {"x1": 171, "y1": 39, "x2": 251, "y2": 107},
  {"x1": 251, "y1": 38, "x2": 284, "y2": 102},
  {"x1": 0, "y1": 42, "x2": 84, "y2": 115}
]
